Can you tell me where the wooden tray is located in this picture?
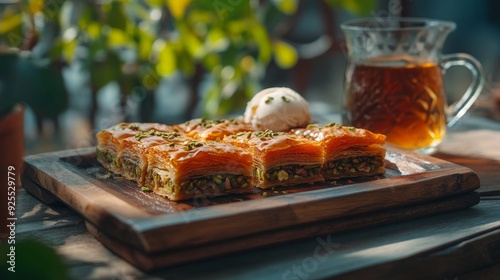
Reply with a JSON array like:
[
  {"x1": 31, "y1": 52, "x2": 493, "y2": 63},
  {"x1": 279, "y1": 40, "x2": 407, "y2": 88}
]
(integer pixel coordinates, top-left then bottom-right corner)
[{"x1": 22, "y1": 147, "x2": 480, "y2": 271}]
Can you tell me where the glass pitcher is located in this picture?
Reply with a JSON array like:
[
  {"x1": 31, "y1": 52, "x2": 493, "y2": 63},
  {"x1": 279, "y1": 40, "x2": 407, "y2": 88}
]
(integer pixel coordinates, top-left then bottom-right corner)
[{"x1": 341, "y1": 18, "x2": 484, "y2": 154}]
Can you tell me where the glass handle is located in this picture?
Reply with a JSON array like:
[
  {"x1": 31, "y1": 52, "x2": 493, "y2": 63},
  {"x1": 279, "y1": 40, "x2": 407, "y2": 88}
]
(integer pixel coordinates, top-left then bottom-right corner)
[{"x1": 440, "y1": 53, "x2": 485, "y2": 127}]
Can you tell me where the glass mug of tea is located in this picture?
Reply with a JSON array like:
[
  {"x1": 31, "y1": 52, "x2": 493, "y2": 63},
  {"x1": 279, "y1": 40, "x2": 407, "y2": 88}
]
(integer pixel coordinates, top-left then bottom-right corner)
[{"x1": 341, "y1": 18, "x2": 484, "y2": 154}]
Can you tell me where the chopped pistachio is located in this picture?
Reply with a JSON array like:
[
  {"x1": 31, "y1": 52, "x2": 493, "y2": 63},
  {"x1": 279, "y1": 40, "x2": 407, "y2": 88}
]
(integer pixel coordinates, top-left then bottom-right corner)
[
  {"x1": 277, "y1": 170, "x2": 289, "y2": 181},
  {"x1": 281, "y1": 96, "x2": 291, "y2": 103},
  {"x1": 141, "y1": 186, "x2": 152, "y2": 192},
  {"x1": 265, "y1": 96, "x2": 274, "y2": 104}
]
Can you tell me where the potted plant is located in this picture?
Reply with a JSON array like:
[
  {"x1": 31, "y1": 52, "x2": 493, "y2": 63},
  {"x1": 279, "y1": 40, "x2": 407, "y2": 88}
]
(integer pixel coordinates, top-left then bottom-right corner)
[{"x1": 0, "y1": 0, "x2": 68, "y2": 238}]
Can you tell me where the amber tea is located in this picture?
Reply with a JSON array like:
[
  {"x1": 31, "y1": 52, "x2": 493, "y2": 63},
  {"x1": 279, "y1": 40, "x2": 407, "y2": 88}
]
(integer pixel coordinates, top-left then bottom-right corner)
[
  {"x1": 346, "y1": 59, "x2": 447, "y2": 150},
  {"x1": 341, "y1": 18, "x2": 484, "y2": 153}
]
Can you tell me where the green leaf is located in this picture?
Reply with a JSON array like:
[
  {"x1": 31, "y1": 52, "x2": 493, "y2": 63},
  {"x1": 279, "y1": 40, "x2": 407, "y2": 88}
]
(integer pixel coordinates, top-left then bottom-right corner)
[
  {"x1": 202, "y1": 53, "x2": 221, "y2": 72},
  {"x1": 326, "y1": 0, "x2": 379, "y2": 15},
  {"x1": 0, "y1": 8, "x2": 24, "y2": 48},
  {"x1": 178, "y1": 23, "x2": 204, "y2": 59},
  {"x1": 167, "y1": 0, "x2": 192, "y2": 19},
  {"x1": 0, "y1": 13, "x2": 22, "y2": 35},
  {"x1": 0, "y1": 239, "x2": 70, "y2": 280},
  {"x1": 249, "y1": 21, "x2": 272, "y2": 64},
  {"x1": 273, "y1": 40, "x2": 298, "y2": 69},
  {"x1": 62, "y1": 38, "x2": 77, "y2": 61},
  {"x1": 136, "y1": 28, "x2": 154, "y2": 61},
  {"x1": 77, "y1": 6, "x2": 99, "y2": 30},
  {"x1": 206, "y1": 28, "x2": 229, "y2": 52},
  {"x1": 156, "y1": 41, "x2": 176, "y2": 76},
  {"x1": 86, "y1": 23, "x2": 101, "y2": 40},
  {"x1": 272, "y1": 0, "x2": 298, "y2": 15},
  {"x1": 104, "y1": 1, "x2": 128, "y2": 30},
  {"x1": 145, "y1": 0, "x2": 165, "y2": 8},
  {"x1": 107, "y1": 28, "x2": 130, "y2": 47},
  {"x1": 28, "y1": 0, "x2": 44, "y2": 14},
  {"x1": 169, "y1": 39, "x2": 195, "y2": 76}
]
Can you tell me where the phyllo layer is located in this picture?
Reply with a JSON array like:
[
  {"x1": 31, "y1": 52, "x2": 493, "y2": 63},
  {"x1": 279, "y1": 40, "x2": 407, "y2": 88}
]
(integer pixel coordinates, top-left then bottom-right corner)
[
  {"x1": 95, "y1": 123, "x2": 172, "y2": 174},
  {"x1": 119, "y1": 126, "x2": 185, "y2": 185},
  {"x1": 224, "y1": 130, "x2": 324, "y2": 189},
  {"x1": 181, "y1": 117, "x2": 254, "y2": 141},
  {"x1": 146, "y1": 139, "x2": 253, "y2": 201},
  {"x1": 293, "y1": 123, "x2": 386, "y2": 180}
]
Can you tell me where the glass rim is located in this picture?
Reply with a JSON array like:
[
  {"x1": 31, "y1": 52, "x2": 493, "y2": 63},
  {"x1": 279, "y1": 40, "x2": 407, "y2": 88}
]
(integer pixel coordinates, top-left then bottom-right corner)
[{"x1": 340, "y1": 17, "x2": 456, "y2": 32}]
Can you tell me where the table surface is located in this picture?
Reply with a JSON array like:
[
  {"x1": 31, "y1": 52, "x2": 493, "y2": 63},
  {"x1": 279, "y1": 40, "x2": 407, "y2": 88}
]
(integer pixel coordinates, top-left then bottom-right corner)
[{"x1": 16, "y1": 115, "x2": 500, "y2": 280}]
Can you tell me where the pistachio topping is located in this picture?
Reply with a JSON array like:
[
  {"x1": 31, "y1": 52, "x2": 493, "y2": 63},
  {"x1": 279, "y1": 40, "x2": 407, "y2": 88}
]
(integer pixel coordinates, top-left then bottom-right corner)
[
  {"x1": 135, "y1": 131, "x2": 148, "y2": 141},
  {"x1": 161, "y1": 132, "x2": 180, "y2": 139},
  {"x1": 129, "y1": 124, "x2": 140, "y2": 130},
  {"x1": 183, "y1": 140, "x2": 204, "y2": 151},
  {"x1": 265, "y1": 96, "x2": 274, "y2": 104},
  {"x1": 306, "y1": 124, "x2": 319, "y2": 129},
  {"x1": 254, "y1": 129, "x2": 285, "y2": 140},
  {"x1": 281, "y1": 96, "x2": 291, "y2": 103},
  {"x1": 141, "y1": 186, "x2": 152, "y2": 192},
  {"x1": 193, "y1": 118, "x2": 227, "y2": 129},
  {"x1": 134, "y1": 129, "x2": 180, "y2": 141},
  {"x1": 325, "y1": 122, "x2": 341, "y2": 127}
]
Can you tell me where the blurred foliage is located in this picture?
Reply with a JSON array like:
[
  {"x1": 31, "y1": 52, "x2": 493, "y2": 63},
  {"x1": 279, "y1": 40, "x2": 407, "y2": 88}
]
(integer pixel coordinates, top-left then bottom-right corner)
[
  {"x1": 0, "y1": 0, "x2": 377, "y2": 119},
  {"x1": 0, "y1": 238, "x2": 70, "y2": 280},
  {"x1": 0, "y1": 1, "x2": 68, "y2": 118},
  {"x1": 0, "y1": 53, "x2": 68, "y2": 117}
]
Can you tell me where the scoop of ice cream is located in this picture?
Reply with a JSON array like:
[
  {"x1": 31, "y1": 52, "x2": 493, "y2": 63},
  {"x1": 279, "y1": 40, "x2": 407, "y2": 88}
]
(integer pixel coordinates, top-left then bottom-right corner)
[{"x1": 244, "y1": 87, "x2": 311, "y2": 131}]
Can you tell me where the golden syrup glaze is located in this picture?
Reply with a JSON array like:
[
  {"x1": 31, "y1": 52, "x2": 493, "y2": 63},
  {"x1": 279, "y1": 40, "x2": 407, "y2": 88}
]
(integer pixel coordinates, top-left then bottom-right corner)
[
  {"x1": 293, "y1": 124, "x2": 385, "y2": 144},
  {"x1": 181, "y1": 117, "x2": 253, "y2": 141},
  {"x1": 150, "y1": 139, "x2": 253, "y2": 181},
  {"x1": 223, "y1": 130, "x2": 323, "y2": 167},
  {"x1": 96, "y1": 123, "x2": 185, "y2": 149}
]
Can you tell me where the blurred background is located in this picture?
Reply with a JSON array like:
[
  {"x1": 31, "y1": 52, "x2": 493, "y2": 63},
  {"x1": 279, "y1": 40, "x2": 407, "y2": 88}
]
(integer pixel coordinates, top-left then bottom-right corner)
[{"x1": 0, "y1": 0, "x2": 499, "y2": 156}]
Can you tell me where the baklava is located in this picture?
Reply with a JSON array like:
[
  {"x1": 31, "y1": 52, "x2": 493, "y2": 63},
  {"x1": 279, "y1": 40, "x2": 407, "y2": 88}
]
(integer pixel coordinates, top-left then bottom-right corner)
[
  {"x1": 293, "y1": 123, "x2": 386, "y2": 180},
  {"x1": 224, "y1": 130, "x2": 324, "y2": 189},
  {"x1": 146, "y1": 139, "x2": 253, "y2": 201},
  {"x1": 181, "y1": 117, "x2": 253, "y2": 141}
]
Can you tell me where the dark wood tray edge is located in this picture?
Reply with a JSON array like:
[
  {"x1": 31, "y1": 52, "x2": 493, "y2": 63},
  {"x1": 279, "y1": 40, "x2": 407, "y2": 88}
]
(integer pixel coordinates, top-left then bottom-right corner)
[
  {"x1": 22, "y1": 148, "x2": 481, "y2": 254},
  {"x1": 85, "y1": 191, "x2": 480, "y2": 271}
]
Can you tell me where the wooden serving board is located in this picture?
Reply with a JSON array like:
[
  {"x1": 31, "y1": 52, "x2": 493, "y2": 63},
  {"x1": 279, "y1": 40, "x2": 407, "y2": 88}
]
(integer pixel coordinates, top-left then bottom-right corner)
[{"x1": 22, "y1": 147, "x2": 480, "y2": 271}]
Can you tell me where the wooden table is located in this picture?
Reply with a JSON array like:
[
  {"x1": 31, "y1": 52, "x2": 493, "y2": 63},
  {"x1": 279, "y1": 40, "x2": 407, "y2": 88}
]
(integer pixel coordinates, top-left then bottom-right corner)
[{"x1": 16, "y1": 115, "x2": 500, "y2": 279}]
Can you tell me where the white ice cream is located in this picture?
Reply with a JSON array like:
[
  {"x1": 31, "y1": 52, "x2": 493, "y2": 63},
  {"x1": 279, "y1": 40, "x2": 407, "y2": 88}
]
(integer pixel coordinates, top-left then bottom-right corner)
[{"x1": 244, "y1": 87, "x2": 311, "y2": 131}]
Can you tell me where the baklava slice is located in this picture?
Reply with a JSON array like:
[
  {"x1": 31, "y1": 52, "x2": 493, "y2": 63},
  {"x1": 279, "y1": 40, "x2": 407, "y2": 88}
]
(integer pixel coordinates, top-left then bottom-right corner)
[
  {"x1": 118, "y1": 126, "x2": 184, "y2": 185},
  {"x1": 224, "y1": 130, "x2": 324, "y2": 189},
  {"x1": 95, "y1": 123, "x2": 165, "y2": 174},
  {"x1": 146, "y1": 139, "x2": 253, "y2": 201},
  {"x1": 294, "y1": 123, "x2": 386, "y2": 180},
  {"x1": 181, "y1": 117, "x2": 253, "y2": 141}
]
